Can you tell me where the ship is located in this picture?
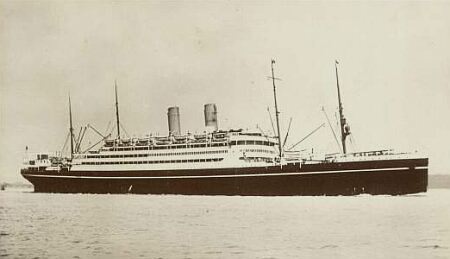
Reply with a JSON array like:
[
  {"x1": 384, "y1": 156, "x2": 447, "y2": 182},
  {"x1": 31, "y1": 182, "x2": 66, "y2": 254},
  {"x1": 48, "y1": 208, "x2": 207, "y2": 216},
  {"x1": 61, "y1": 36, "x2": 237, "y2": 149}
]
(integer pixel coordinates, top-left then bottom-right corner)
[{"x1": 20, "y1": 60, "x2": 428, "y2": 195}]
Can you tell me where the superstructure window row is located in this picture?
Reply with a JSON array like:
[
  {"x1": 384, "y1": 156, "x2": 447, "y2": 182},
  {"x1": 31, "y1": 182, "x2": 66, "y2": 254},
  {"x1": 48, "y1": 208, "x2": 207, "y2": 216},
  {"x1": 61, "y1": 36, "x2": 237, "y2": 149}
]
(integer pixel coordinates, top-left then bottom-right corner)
[
  {"x1": 239, "y1": 157, "x2": 273, "y2": 162},
  {"x1": 229, "y1": 140, "x2": 275, "y2": 146},
  {"x1": 81, "y1": 158, "x2": 223, "y2": 165},
  {"x1": 241, "y1": 149, "x2": 275, "y2": 154},
  {"x1": 85, "y1": 150, "x2": 228, "y2": 159},
  {"x1": 107, "y1": 142, "x2": 228, "y2": 150}
]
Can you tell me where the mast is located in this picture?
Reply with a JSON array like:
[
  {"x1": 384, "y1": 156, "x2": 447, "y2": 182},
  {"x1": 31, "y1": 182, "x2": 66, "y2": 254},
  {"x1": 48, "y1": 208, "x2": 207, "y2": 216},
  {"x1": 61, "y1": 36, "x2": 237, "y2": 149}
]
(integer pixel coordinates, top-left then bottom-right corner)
[
  {"x1": 335, "y1": 60, "x2": 350, "y2": 154},
  {"x1": 69, "y1": 94, "x2": 74, "y2": 159},
  {"x1": 115, "y1": 81, "x2": 121, "y2": 140},
  {"x1": 270, "y1": 59, "x2": 283, "y2": 159}
]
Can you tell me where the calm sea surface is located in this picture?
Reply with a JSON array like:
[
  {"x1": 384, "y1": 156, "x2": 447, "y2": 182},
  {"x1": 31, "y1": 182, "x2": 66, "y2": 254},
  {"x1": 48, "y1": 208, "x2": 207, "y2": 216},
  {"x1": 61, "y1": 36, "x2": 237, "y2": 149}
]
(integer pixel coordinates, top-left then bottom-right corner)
[{"x1": 1, "y1": 189, "x2": 449, "y2": 259}]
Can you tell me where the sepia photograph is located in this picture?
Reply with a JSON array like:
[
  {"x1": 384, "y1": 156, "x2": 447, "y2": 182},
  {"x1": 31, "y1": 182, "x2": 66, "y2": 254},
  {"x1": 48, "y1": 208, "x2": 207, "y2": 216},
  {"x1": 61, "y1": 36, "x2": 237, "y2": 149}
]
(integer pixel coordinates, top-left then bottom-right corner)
[{"x1": 1, "y1": 1, "x2": 449, "y2": 258}]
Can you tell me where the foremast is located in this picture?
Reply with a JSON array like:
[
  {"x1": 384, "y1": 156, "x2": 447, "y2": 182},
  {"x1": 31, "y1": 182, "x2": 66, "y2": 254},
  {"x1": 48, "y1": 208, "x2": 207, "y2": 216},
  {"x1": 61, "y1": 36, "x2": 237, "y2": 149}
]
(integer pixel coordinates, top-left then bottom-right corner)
[
  {"x1": 69, "y1": 94, "x2": 74, "y2": 160},
  {"x1": 334, "y1": 60, "x2": 351, "y2": 154},
  {"x1": 270, "y1": 59, "x2": 283, "y2": 160},
  {"x1": 115, "y1": 81, "x2": 121, "y2": 140}
]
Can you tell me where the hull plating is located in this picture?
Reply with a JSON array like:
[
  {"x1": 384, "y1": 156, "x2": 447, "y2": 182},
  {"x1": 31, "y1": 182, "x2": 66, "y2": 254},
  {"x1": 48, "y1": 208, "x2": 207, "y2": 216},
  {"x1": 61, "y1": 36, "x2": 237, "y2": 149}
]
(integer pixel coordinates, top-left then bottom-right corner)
[{"x1": 21, "y1": 158, "x2": 428, "y2": 196}]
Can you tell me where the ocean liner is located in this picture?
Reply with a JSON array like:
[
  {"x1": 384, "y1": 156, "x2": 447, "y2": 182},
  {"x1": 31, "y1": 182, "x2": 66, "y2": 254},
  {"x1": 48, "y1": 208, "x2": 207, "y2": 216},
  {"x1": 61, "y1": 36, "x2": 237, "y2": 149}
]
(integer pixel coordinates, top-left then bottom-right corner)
[{"x1": 21, "y1": 61, "x2": 428, "y2": 195}]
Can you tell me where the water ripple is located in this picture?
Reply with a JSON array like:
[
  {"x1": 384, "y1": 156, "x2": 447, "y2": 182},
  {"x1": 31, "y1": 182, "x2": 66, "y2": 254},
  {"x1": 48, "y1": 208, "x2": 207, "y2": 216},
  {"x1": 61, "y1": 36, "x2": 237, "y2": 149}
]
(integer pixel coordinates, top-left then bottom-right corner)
[{"x1": 0, "y1": 189, "x2": 449, "y2": 258}]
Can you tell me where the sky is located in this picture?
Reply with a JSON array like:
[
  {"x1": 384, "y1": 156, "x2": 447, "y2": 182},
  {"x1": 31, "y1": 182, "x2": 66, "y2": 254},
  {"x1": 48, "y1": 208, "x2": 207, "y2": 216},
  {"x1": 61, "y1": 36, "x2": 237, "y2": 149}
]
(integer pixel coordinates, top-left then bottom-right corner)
[{"x1": 1, "y1": 1, "x2": 449, "y2": 182}]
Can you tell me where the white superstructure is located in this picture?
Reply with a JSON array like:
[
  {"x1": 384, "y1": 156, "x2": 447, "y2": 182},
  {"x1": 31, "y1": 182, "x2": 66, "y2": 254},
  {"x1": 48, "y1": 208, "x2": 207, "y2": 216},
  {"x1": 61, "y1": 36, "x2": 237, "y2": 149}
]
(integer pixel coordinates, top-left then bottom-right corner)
[{"x1": 71, "y1": 130, "x2": 279, "y2": 171}]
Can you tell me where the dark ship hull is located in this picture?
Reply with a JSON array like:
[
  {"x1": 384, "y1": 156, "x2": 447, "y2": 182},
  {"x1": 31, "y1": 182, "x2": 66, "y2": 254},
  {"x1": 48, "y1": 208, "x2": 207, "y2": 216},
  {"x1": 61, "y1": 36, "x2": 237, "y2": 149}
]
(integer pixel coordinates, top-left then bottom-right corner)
[{"x1": 21, "y1": 158, "x2": 428, "y2": 196}]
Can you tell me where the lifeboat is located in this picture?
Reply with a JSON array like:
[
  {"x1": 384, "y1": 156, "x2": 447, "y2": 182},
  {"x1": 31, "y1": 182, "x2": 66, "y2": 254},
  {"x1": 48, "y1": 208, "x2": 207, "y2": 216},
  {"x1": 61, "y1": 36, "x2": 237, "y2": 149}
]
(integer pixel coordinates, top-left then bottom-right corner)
[
  {"x1": 136, "y1": 139, "x2": 149, "y2": 146},
  {"x1": 154, "y1": 136, "x2": 171, "y2": 145},
  {"x1": 122, "y1": 139, "x2": 131, "y2": 144},
  {"x1": 194, "y1": 134, "x2": 206, "y2": 140},
  {"x1": 104, "y1": 139, "x2": 114, "y2": 147},
  {"x1": 174, "y1": 135, "x2": 187, "y2": 141}
]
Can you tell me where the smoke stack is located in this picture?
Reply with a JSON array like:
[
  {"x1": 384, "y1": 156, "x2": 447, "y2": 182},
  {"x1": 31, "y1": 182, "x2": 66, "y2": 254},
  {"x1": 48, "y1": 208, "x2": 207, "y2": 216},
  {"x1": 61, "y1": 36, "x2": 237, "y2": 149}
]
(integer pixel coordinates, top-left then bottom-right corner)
[
  {"x1": 204, "y1": 103, "x2": 218, "y2": 132},
  {"x1": 167, "y1": 106, "x2": 181, "y2": 136}
]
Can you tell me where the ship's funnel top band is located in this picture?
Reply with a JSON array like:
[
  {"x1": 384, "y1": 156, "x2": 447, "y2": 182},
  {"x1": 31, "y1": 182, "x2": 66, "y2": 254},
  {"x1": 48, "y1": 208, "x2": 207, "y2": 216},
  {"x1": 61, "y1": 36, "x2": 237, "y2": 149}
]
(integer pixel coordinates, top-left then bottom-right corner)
[
  {"x1": 167, "y1": 106, "x2": 181, "y2": 136},
  {"x1": 204, "y1": 103, "x2": 218, "y2": 132}
]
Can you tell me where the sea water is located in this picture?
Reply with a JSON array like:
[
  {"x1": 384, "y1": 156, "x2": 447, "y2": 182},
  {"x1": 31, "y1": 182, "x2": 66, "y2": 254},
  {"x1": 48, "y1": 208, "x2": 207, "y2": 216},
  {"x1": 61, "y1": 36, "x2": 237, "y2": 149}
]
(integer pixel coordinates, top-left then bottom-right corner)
[{"x1": 1, "y1": 189, "x2": 449, "y2": 259}]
